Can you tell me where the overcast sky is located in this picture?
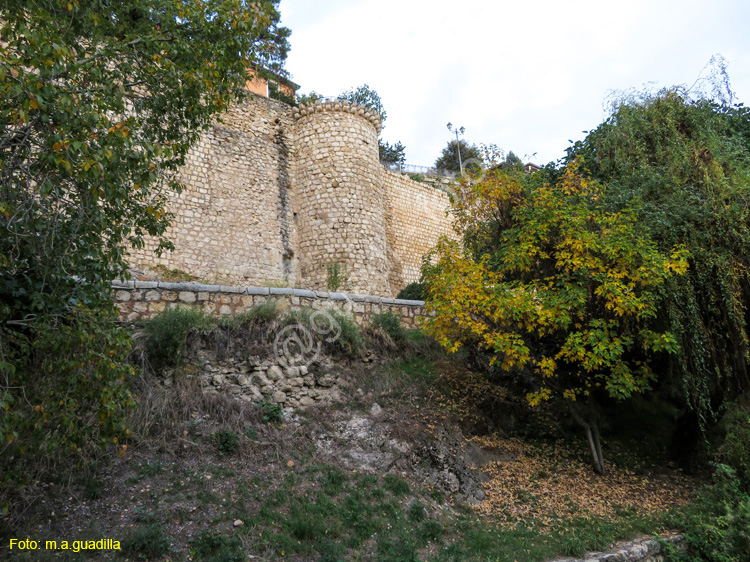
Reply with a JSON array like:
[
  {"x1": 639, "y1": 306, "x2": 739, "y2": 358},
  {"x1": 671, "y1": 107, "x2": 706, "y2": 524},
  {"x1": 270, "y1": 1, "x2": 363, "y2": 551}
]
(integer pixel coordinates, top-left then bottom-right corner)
[{"x1": 279, "y1": 0, "x2": 750, "y2": 168}]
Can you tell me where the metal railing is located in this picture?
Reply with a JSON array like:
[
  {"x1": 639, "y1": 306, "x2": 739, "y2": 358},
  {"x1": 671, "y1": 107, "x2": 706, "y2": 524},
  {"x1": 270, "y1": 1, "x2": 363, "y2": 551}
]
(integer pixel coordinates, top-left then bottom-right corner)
[{"x1": 381, "y1": 162, "x2": 457, "y2": 179}]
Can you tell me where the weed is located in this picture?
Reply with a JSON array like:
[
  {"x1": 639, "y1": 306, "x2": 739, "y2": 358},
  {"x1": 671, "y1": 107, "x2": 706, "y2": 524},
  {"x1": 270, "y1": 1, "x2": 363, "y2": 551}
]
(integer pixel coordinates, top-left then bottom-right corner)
[
  {"x1": 143, "y1": 307, "x2": 215, "y2": 373},
  {"x1": 326, "y1": 261, "x2": 349, "y2": 292},
  {"x1": 121, "y1": 523, "x2": 171, "y2": 559},
  {"x1": 190, "y1": 530, "x2": 243, "y2": 562},
  {"x1": 259, "y1": 400, "x2": 283, "y2": 423},
  {"x1": 384, "y1": 474, "x2": 411, "y2": 496},
  {"x1": 408, "y1": 500, "x2": 426, "y2": 522},
  {"x1": 213, "y1": 430, "x2": 240, "y2": 455}
]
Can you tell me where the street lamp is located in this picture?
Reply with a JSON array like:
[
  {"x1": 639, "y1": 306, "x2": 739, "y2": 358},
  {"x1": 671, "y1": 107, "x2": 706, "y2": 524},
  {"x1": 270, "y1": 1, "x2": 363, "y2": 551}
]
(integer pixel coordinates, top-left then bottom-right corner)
[{"x1": 446, "y1": 122, "x2": 465, "y2": 174}]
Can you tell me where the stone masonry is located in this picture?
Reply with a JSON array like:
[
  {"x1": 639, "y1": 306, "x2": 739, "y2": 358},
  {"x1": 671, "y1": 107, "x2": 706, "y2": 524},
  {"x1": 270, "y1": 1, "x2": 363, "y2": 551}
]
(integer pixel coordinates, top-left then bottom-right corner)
[{"x1": 126, "y1": 95, "x2": 455, "y2": 297}]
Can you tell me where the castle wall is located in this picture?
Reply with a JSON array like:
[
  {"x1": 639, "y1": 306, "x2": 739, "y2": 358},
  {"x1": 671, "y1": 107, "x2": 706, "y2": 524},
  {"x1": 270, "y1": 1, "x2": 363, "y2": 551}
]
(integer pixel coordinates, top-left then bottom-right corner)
[
  {"x1": 293, "y1": 101, "x2": 391, "y2": 296},
  {"x1": 126, "y1": 94, "x2": 454, "y2": 298},
  {"x1": 382, "y1": 170, "x2": 454, "y2": 292},
  {"x1": 127, "y1": 96, "x2": 298, "y2": 287}
]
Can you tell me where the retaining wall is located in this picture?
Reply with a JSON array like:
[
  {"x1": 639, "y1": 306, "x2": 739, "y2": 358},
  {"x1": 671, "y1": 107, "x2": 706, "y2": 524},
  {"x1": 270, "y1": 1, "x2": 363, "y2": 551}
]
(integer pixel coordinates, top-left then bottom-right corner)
[{"x1": 113, "y1": 280, "x2": 427, "y2": 327}]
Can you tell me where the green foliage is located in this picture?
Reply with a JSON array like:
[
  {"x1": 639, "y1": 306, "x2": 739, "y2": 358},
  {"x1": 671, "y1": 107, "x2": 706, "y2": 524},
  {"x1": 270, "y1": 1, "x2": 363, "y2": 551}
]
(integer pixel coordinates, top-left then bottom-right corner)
[
  {"x1": 0, "y1": 306, "x2": 135, "y2": 508},
  {"x1": 435, "y1": 139, "x2": 483, "y2": 173},
  {"x1": 283, "y1": 307, "x2": 363, "y2": 357},
  {"x1": 121, "y1": 523, "x2": 172, "y2": 560},
  {"x1": 565, "y1": 90, "x2": 750, "y2": 427},
  {"x1": 326, "y1": 261, "x2": 349, "y2": 292},
  {"x1": 0, "y1": 0, "x2": 290, "y2": 506},
  {"x1": 371, "y1": 311, "x2": 408, "y2": 344},
  {"x1": 409, "y1": 173, "x2": 426, "y2": 182},
  {"x1": 380, "y1": 140, "x2": 407, "y2": 166},
  {"x1": 383, "y1": 475, "x2": 411, "y2": 496},
  {"x1": 716, "y1": 398, "x2": 750, "y2": 487},
  {"x1": 259, "y1": 400, "x2": 283, "y2": 423},
  {"x1": 397, "y1": 282, "x2": 427, "y2": 301},
  {"x1": 213, "y1": 430, "x2": 240, "y2": 456},
  {"x1": 670, "y1": 465, "x2": 750, "y2": 562},
  {"x1": 144, "y1": 307, "x2": 215, "y2": 373},
  {"x1": 189, "y1": 530, "x2": 243, "y2": 562},
  {"x1": 296, "y1": 90, "x2": 324, "y2": 106},
  {"x1": 338, "y1": 84, "x2": 387, "y2": 125},
  {"x1": 422, "y1": 163, "x2": 689, "y2": 472}
]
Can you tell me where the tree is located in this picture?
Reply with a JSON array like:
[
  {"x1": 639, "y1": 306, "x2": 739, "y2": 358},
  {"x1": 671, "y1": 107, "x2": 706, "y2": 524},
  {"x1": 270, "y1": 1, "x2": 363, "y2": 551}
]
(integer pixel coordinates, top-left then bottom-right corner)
[
  {"x1": 379, "y1": 140, "x2": 406, "y2": 167},
  {"x1": 422, "y1": 163, "x2": 688, "y2": 474},
  {"x1": 435, "y1": 139, "x2": 483, "y2": 173},
  {"x1": 565, "y1": 89, "x2": 750, "y2": 461},
  {"x1": 337, "y1": 84, "x2": 387, "y2": 124},
  {"x1": 0, "y1": 0, "x2": 290, "y2": 497}
]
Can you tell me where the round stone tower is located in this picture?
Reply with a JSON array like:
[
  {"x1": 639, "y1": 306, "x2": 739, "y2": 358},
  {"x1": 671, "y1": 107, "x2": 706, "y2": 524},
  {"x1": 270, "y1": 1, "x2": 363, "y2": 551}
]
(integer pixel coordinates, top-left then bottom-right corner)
[{"x1": 293, "y1": 100, "x2": 391, "y2": 295}]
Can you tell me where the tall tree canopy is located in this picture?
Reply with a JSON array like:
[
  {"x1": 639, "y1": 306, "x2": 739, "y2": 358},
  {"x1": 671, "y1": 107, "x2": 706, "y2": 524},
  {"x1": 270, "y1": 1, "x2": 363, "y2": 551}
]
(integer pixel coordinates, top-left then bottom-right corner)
[
  {"x1": 565, "y1": 90, "x2": 750, "y2": 439},
  {"x1": 422, "y1": 162, "x2": 688, "y2": 473},
  {"x1": 435, "y1": 139, "x2": 483, "y2": 173},
  {"x1": 0, "y1": 0, "x2": 291, "y2": 494}
]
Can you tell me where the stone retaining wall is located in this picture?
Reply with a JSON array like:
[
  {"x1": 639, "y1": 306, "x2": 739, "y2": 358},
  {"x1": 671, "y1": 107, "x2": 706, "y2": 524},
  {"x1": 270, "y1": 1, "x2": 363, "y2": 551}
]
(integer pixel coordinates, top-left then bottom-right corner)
[{"x1": 113, "y1": 281, "x2": 427, "y2": 327}]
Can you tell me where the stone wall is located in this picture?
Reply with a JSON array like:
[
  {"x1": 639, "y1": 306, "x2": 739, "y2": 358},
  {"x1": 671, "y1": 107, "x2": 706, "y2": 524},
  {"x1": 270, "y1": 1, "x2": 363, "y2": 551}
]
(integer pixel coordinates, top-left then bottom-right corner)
[
  {"x1": 382, "y1": 170, "x2": 453, "y2": 291},
  {"x1": 112, "y1": 280, "x2": 427, "y2": 327},
  {"x1": 127, "y1": 96, "x2": 298, "y2": 287},
  {"x1": 126, "y1": 94, "x2": 454, "y2": 297},
  {"x1": 293, "y1": 101, "x2": 391, "y2": 296}
]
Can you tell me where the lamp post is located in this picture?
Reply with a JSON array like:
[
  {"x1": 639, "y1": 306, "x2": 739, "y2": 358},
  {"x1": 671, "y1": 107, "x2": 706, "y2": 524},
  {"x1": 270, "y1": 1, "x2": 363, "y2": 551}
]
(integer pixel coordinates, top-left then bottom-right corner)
[{"x1": 446, "y1": 122, "x2": 465, "y2": 174}]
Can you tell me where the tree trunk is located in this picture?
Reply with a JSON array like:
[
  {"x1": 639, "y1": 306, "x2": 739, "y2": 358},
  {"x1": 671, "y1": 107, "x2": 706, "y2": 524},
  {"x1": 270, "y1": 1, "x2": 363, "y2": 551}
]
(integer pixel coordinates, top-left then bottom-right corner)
[{"x1": 569, "y1": 404, "x2": 606, "y2": 475}]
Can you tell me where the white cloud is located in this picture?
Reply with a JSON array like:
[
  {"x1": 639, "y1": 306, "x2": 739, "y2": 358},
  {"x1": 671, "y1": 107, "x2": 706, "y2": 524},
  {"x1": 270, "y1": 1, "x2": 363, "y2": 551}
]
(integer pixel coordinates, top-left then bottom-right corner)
[{"x1": 280, "y1": 0, "x2": 750, "y2": 167}]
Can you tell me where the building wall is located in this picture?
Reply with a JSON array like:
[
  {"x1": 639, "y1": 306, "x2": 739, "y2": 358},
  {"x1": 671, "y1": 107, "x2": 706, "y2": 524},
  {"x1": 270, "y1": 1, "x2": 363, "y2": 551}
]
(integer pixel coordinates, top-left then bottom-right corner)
[{"x1": 126, "y1": 94, "x2": 454, "y2": 297}]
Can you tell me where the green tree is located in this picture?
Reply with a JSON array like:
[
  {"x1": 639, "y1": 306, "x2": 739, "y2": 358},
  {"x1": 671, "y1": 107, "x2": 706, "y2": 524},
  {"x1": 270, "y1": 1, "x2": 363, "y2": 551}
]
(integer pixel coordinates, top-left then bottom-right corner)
[
  {"x1": 0, "y1": 0, "x2": 290, "y2": 500},
  {"x1": 379, "y1": 140, "x2": 406, "y2": 167},
  {"x1": 565, "y1": 89, "x2": 750, "y2": 459},
  {"x1": 337, "y1": 83, "x2": 387, "y2": 124},
  {"x1": 435, "y1": 139, "x2": 483, "y2": 173},
  {"x1": 422, "y1": 163, "x2": 688, "y2": 474}
]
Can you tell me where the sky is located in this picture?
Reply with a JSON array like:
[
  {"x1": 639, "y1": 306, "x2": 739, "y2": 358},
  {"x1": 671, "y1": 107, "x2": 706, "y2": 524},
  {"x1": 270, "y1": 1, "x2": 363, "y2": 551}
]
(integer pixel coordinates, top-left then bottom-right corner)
[{"x1": 278, "y1": 0, "x2": 750, "y2": 168}]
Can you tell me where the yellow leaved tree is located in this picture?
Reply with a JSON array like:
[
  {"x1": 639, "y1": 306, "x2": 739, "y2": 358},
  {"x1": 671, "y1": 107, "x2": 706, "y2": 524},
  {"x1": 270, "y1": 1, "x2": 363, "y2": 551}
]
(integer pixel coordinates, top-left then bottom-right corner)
[{"x1": 422, "y1": 162, "x2": 689, "y2": 474}]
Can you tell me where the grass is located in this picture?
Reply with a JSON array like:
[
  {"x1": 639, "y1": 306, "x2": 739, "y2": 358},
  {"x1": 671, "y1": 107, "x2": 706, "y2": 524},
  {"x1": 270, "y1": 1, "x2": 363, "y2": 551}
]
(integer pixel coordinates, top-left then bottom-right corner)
[{"x1": 1, "y1": 310, "x2": 699, "y2": 562}]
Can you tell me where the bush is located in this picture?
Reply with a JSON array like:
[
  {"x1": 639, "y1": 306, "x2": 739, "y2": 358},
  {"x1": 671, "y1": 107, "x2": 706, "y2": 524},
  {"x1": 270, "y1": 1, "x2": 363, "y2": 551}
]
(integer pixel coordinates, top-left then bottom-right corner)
[
  {"x1": 143, "y1": 307, "x2": 215, "y2": 373},
  {"x1": 259, "y1": 401, "x2": 283, "y2": 423},
  {"x1": 0, "y1": 306, "x2": 135, "y2": 512},
  {"x1": 371, "y1": 311, "x2": 407, "y2": 344},
  {"x1": 213, "y1": 430, "x2": 240, "y2": 456},
  {"x1": 672, "y1": 465, "x2": 750, "y2": 562},
  {"x1": 281, "y1": 307, "x2": 363, "y2": 358},
  {"x1": 716, "y1": 399, "x2": 750, "y2": 487},
  {"x1": 396, "y1": 282, "x2": 426, "y2": 301}
]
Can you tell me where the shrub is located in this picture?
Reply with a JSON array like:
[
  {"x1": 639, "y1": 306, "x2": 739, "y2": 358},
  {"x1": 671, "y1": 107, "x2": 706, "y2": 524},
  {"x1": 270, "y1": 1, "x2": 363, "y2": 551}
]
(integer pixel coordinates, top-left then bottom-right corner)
[
  {"x1": 326, "y1": 262, "x2": 349, "y2": 292},
  {"x1": 371, "y1": 311, "x2": 407, "y2": 344},
  {"x1": 0, "y1": 306, "x2": 135, "y2": 512},
  {"x1": 396, "y1": 282, "x2": 426, "y2": 301},
  {"x1": 281, "y1": 307, "x2": 363, "y2": 358},
  {"x1": 716, "y1": 399, "x2": 750, "y2": 487},
  {"x1": 672, "y1": 465, "x2": 750, "y2": 562},
  {"x1": 259, "y1": 401, "x2": 283, "y2": 423},
  {"x1": 213, "y1": 430, "x2": 240, "y2": 456},
  {"x1": 143, "y1": 307, "x2": 215, "y2": 373}
]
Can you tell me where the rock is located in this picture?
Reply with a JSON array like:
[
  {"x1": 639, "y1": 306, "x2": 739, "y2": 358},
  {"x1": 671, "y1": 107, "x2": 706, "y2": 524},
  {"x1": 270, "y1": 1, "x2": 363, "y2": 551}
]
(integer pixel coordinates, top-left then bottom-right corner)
[
  {"x1": 272, "y1": 390, "x2": 287, "y2": 404},
  {"x1": 316, "y1": 373, "x2": 336, "y2": 387},
  {"x1": 300, "y1": 397, "x2": 315, "y2": 407},
  {"x1": 290, "y1": 377, "x2": 304, "y2": 388},
  {"x1": 233, "y1": 519, "x2": 244, "y2": 527},
  {"x1": 236, "y1": 374, "x2": 250, "y2": 386},
  {"x1": 438, "y1": 470, "x2": 460, "y2": 493},
  {"x1": 284, "y1": 366, "x2": 300, "y2": 378},
  {"x1": 370, "y1": 403, "x2": 383, "y2": 417},
  {"x1": 267, "y1": 366, "x2": 283, "y2": 381},
  {"x1": 211, "y1": 375, "x2": 225, "y2": 386},
  {"x1": 474, "y1": 490, "x2": 486, "y2": 501},
  {"x1": 303, "y1": 375, "x2": 315, "y2": 387},
  {"x1": 299, "y1": 365, "x2": 308, "y2": 375}
]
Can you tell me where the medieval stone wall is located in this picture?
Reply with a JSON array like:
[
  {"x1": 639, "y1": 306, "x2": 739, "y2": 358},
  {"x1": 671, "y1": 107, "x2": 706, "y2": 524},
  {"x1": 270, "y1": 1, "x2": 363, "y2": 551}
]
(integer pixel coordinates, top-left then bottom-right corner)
[
  {"x1": 293, "y1": 101, "x2": 391, "y2": 296},
  {"x1": 382, "y1": 171, "x2": 453, "y2": 291},
  {"x1": 126, "y1": 94, "x2": 454, "y2": 297}
]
